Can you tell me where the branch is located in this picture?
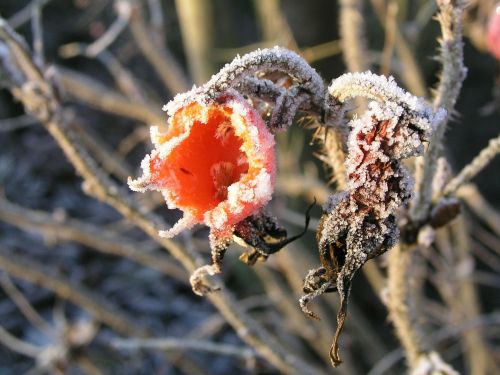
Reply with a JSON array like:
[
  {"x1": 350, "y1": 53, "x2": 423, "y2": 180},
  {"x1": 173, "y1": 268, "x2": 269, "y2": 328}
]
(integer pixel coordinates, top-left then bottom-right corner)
[
  {"x1": 57, "y1": 67, "x2": 163, "y2": 125},
  {"x1": 110, "y1": 337, "x2": 256, "y2": 361},
  {"x1": 339, "y1": 0, "x2": 369, "y2": 72},
  {"x1": 128, "y1": 0, "x2": 190, "y2": 93},
  {"x1": 0, "y1": 247, "x2": 145, "y2": 337},
  {"x1": 444, "y1": 133, "x2": 500, "y2": 195},
  {"x1": 411, "y1": 0, "x2": 467, "y2": 221},
  {"x1": 0, "y1": 197, "x2": 187, "y2": 282}
]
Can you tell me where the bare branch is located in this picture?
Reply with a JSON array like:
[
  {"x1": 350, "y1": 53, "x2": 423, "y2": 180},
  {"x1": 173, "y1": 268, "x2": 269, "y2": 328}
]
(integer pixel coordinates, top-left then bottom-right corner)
[
  {"x1": 0, "y1": 247, "x2": 146, "y2": 336},
  {"x1": 444, "y1": 133, "x2": 500, "y2": 195}
]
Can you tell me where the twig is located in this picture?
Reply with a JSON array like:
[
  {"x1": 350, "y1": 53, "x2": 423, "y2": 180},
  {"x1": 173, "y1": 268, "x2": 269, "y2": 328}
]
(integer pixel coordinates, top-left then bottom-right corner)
[
  {"x1": 0, "y1": 247, "x2": 145, "y2": 337},
  {"x1": 7, "y1": 0, "x2": 53, "y2": 29},
  {"x1": 411, "y1": 0, "x2": 467, "y2": 222},
  {"x1": 0, "y1": 324, "x2": 41, "y2": 357},
  {"x1": 0, "y1": 273, "x2": 54, "y2": 337},
  {"x1": 253, "y1": 0, "x2": 297, "y2": 49},
  {"x1": 339, "y1": 0, "x2": 369, "y2": 72},
  {"x1": 368, "y1": 312, "x2": 500, "y2": 375},
  {"x1": 301, "y1": 40, "x2": 342, "y2": 63},
  {"x1": 386, "y1": 243, "x2": 427, "y2": 368},
  {"x1": 59, "y1": 43, "x2": 147, "y2": 101},
  {"x1": 370, "y1": 0, "x2": 427, "y2": 96},
  {"x1": 85, "y1": 0, "x2": 131, "y2": 57},
  {"x1": 443, "y1": 133, "x2": 500, "y2": 195},
  {"x1": 111, "y1": 337, "x2": 256, "y2": 361},
  {"x1": 30, "y1": 0, "x2": 44, "y2": 68},
  {"x1": 146, "y1": 0, "x2": 165, "y2": 47},
  {"x1": 0, "y1": 114, "x2": 36, "y2": 131},
  {"x1": 57, "y1": 67, "x2": 163, "y2": 125},
  {"x1": 379, "y1": 1, "x2": 398, "y2": 76},
  {"x1": 129, "y1": 0, "x2": 190, "y2": 93},
  {"x1": 441, "y1": 218, "x2": 499, "y2": 374},
  {"x1": 0, "y1": 197, "x2": 187, "y2": 282},
  {"x1": 76, "y1": 124, "x2": 133, "y2": 182},
  {"x1": 457, "y1": 184, "x2": 500, "y2": 236}
]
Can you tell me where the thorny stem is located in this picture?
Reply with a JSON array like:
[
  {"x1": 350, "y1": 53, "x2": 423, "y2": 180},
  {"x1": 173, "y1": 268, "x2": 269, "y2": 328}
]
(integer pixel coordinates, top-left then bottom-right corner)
[
  {"x1": 411, "y1": 0, "x2": 467, "y2": 222},
  {"x1": 0, "y1": 19, "x2": 323, "y2": 375}
]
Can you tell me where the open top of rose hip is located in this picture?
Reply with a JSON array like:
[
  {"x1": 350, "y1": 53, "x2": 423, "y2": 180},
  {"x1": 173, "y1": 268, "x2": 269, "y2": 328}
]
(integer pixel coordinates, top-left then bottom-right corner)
[{"x1": 129, "y1": 92, "x2": 276, "y2": 239}]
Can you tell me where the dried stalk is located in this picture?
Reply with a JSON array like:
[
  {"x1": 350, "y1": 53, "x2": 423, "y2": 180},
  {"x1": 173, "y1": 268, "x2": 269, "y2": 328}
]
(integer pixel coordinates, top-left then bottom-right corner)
[
  {"x1": 370, "y1": 0, "x2": 427, "y2": 96},
  {"x1": 0, "y1": 273, "x2": 54, "y2": 337},
  {"x1": 0, "y1": 324, "x2": 41, "y2": 358},
  {"x1": 339, "y1": 0, "x2": 369, "y2": 72},
  {"x1": 457, "y1": 184, "x2": 500, "y2": 236},
  {"x1": 449, "y1": 217, "x2": 500, "y2": 374}
]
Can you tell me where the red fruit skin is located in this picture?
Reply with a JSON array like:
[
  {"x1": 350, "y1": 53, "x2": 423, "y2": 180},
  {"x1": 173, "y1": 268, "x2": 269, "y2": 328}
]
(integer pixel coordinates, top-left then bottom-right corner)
[{"x1": 488, "y1": 5, "x2": 500, "y2": 61}]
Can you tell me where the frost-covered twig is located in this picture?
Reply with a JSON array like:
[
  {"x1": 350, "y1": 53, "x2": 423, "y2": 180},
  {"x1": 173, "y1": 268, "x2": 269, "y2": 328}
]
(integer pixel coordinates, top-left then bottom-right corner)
[
  {"x1": 165, "y1": 46, "x2": 326, "y2": 118},
  {"x1": 411, "y1": 0, "x2": 467, "y2": 222},
  {"x1": 443, "y1": 133, "x2": 500, "y2": 195}
]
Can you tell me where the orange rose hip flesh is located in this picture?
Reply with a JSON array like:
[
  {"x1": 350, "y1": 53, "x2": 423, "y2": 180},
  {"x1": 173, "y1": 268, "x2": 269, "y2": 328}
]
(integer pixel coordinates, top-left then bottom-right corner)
[
  {"x1": 129, "y1": 96, "x2": 276, "y2": 239},
  {"x1": 149, "y1": 108, "x2": 250, "y2": 219}
]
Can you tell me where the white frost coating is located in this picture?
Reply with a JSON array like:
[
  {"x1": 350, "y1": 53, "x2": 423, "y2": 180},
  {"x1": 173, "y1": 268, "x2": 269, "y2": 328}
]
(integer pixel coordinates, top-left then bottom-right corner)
[
  {"x1": 328, "y1": 72, "x2": 446, "y2": 134},
  {"x1": 204, "y1": 206, "x2": 229, "y2": 231},
  {"x1": 318, "y1": 76, "x2": 443, "y2": 298},
  {"x1": 164, "y1": 47, "x2": 325, "y2": 117},
  {"x1": 159, "y1": 214, "x2": 196, "y2": 238}
]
